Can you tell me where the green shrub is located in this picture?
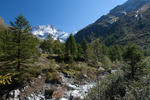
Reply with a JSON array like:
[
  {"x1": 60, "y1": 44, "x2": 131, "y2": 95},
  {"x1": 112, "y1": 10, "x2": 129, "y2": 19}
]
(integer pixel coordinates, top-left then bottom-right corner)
[
  {"x1": 86, "y1": 70, "x2": 126, "y2": 100},
  {"x1": 102, "y1": 56, "x2": 112, "y2": 70},
  {"x1": 45, "y1": 72, "x2": 61, "y2": 84}
]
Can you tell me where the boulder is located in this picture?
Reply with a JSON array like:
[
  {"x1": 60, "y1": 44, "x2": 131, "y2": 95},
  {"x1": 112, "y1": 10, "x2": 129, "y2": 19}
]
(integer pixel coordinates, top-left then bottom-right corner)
[
  {"x1": 52, "y1": 87, "x2": 64, "y2": 99},
  {"x1": 70, "y1": 90, "x2": 84, "y2": 100},
  {"x1": 9, "y1": 89, "x2": 20, "y2": 100}
]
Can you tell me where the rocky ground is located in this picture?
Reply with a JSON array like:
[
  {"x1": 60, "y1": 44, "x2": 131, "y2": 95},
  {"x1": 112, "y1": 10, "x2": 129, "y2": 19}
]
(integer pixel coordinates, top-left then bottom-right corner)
[{"x1": 7, "y1": 64, "x2": 101, "y2": 100}]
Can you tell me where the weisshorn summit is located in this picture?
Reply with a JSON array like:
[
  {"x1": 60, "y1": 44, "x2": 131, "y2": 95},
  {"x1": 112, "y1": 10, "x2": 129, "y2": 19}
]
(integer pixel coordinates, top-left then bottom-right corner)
[{"x1": 75, "y1": 0, "x2": 150, "y2": 47}]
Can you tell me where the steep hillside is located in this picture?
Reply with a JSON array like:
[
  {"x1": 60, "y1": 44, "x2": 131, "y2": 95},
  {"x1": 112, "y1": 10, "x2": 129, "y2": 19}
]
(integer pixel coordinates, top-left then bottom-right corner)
[
  {"x1": 104, "y1": 5, "x2": 150, "y2": 47},
  {"x1": 75, "y1": 0, "x2": 150, "y2": 46}
]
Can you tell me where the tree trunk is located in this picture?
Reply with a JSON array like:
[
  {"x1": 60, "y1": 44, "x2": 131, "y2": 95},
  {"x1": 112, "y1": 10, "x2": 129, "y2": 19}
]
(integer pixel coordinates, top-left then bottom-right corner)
[{"x1": 17, "y1": 31, "x2": 21, "y2": 70}]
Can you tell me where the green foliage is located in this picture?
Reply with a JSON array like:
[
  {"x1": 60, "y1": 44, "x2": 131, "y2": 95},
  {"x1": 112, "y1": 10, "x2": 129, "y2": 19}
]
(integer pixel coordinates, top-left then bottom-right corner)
[
  {"x1": 84, "y1": 46, "x2": 97, "y2": 65},
  {"x1": 65, "y1": 34, "x2": 77, "y2": 60},
  {"x1": 102, "y1": 56, "x2": 112, "y2": 70},
  {"x1": 10, "y1": 14, "x2": 31, "y2": 32},
  {"x1": 123, "y1": 76, "x2": 150, "y2": 100},
  {"x1": 143, "y1": 48, "x2": 150, "y2": 56},
  {"x1": 86, "y1": 70, "x2": 126, "y2": 100},
  {"x1": 45, "y1": 72, "x2": 61, "y2": 84},
  {"x1": 0, "y1": 14, "x2": 40, "y2": 70},
  {"x1": 138, "y1": 57, "x2": 150, "y2": 76},
  {"x1": 16, "y1": 66, "x2": 41, "y2": 82},
  {"x1": 81, "y1": 38, "x2": 89, "y2": 54},
  {"x1": 109, "y1": 45, "x2": 123, "y2": 62},
  {"x1": 40, "y1": 35, "x2": 54, "y2": 54},
  {"x1": 0, "y1": 15, "x2": 42, "y2": 97},
  {"x1": 53, "y1": 39, "x2": 64, "y2": 55},
  {"x1": 40, "y1": 36, "x2": 65, "y2": 62},
  {"x1": 123, "y1": 43, "x2": 143, "y2": 79},
  {"x1": 76, "y1": 43, "x2": 84, "y2": 60}
]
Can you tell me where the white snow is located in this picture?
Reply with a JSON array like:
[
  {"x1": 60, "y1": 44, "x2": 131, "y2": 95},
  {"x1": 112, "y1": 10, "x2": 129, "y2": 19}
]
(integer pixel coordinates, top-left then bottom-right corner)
[{"x1": 32, "y1": 25, "x2": 76, "y2": 42}]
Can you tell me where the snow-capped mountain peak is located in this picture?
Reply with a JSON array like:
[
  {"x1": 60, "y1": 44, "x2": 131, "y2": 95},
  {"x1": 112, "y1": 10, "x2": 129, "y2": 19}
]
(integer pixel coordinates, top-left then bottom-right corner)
[{"x1": 32, "y1": 25, "x2": 71, "y2": 42}]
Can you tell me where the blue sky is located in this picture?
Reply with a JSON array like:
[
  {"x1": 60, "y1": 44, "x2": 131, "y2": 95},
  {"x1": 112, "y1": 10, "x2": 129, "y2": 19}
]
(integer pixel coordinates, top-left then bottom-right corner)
[{"x1": 0, "y1": 0, "x2": 127, "y2": 33}]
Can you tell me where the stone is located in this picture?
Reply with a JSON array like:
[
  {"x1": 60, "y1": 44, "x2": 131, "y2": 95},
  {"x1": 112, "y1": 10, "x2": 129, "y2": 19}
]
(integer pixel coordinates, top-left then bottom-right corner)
[
  {"x1": 9, "y1": 89, "x2": 20, "y2": 99},
  {"x1": 70, "y1": 90, "x2": 82, "y2": 100},
  {"x1": 52, "y1": 87, "x2": 64, "y2": 99},
  {"x1": 60, "y1": 98, "x2": 68, "y2": 100}
]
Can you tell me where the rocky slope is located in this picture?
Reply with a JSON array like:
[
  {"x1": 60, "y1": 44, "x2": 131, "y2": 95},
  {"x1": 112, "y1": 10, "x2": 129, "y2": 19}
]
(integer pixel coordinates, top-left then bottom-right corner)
[
  {"x1": 75, "y1": 0, "x2": 150, "y2": 47},
  {"x1": 0, "y1": 17, "x2": 9, "y2": 30}
]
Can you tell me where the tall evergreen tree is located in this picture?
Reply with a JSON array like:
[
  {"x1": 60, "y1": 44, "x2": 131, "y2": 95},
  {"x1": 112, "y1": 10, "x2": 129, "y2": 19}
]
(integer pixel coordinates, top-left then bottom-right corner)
[
  {"x1": 65, "y1": 34, "x2": 77, "y2": 58},
  {"x1": 109, "y1": 45, "x2": 123, "y2": 62},
  {"x1": 81, "y1": 38, "x2": 89, "y2": 58},
  {"x1": 53, "y1": 38, "x2": 63, "y2": 55},
  {"x1": 77, "y1": 44, "x2": 82, "y2": 55},
  {"x1": 91, "y1": 39, "x2": 102, "y2": 65},
  {"x1": 5, "y1": 14, "x2": 40, "y2": 70},
  {"x1": 81, "y1": 38, "x2": 89, "y2": 53},
  {"x1": 123, "y1": 43, "x2": 143, "y2": 79},
  {"x1": 40, "y1": 34, "x2": 54, "y2": 54}
]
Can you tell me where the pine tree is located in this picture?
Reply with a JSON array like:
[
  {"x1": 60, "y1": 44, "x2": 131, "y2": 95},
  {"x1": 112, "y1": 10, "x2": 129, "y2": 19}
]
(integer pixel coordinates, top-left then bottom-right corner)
[
  {"x1": 40, "y1": 34, "x2": 54, "y2": 54},
  {"x1": 81, "y1": 38, "x2": 89, "y2": 53},
  {"x1": 5, "y1": 14, "x2": 40, "y2": 70},
  {"x1": 109, "y1": 45, "x2": 123, "y2": 62},
  {"x1": 53, "y1": 38, "x2": 63, "y2": 55},
  {"x1": 65, "y1": 34, "x2": 77, "y2": 59},
  {"x1": 91, "y1": 39, "x2": 102, "y2": 65},
  {"x1": 123, "y1": 43, "x2": 143, "y2": 79}
]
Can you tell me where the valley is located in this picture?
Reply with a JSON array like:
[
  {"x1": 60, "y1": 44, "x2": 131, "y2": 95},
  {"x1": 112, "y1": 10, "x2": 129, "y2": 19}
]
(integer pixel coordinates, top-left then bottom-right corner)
[{"x1": 1, "y1": 0, "x2": 150, "y2": 100}]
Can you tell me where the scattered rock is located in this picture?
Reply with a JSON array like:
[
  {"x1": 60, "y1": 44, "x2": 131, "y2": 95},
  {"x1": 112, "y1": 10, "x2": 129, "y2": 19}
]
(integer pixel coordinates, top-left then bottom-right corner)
[
  {"x1": 60, "y1": 98, "x2": 68, "y2": 100},
  {"x1": 70, "y1": 90, "x2": 84, "y2": 100},
  {"x1": 9, "y1": 89, "x2": 21, "y2": 100},
  {"x1": 52, "y1": 87, "x2": 65, "y2": 99}
]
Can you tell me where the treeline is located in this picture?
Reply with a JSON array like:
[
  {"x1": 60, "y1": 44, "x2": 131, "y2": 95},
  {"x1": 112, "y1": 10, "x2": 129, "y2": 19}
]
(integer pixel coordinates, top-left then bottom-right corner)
[
  {"x1": 40, "y1": 34, "x2": 124, "y2": 66},
  {"x1": 40, "y1": 34, "x2": 146, "y2": 77}
]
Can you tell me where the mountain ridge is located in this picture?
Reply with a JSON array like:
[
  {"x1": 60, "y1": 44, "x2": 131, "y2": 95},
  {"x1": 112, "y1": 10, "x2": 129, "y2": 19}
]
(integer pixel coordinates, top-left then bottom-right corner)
[
  {"x1": 32, "y1": 25, "x2": 73, "y2": 42},
  {"x1": 75, "y1": 0, "x2": 150, "y2": 45}
]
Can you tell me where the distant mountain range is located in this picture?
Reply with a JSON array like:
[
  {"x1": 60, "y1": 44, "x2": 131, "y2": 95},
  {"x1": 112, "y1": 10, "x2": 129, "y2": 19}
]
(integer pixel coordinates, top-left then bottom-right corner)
[
  {"x1": 32, "y1": 25, "x2": 72, "y2": 42},
  {"x1": 75, "y1": 0, "x2": 150, "y2": 47}
]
